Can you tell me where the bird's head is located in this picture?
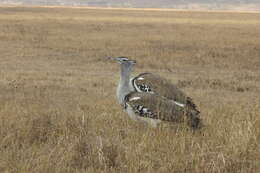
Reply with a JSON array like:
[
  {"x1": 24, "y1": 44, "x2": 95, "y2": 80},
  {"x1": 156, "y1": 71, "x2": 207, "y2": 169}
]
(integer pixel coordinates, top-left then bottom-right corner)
[{"x1": 110, "y1": 56, "x2": 136, "y2": 66}]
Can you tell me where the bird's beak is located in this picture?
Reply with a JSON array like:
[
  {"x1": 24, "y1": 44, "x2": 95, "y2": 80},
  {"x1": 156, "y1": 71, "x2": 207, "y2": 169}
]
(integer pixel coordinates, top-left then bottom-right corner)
[
  {"x1": 114, "y1": 57, "x2": 121, "y2": 61},
  {"x1": 106, "y1": 56, "x2": 115, "y2": 60},
  {"x1": 131, "y1": 60, "x2": 136, "y2": 64},
  {"x1": 106, "y1": 57, "x2": 120, "y2": 63}
]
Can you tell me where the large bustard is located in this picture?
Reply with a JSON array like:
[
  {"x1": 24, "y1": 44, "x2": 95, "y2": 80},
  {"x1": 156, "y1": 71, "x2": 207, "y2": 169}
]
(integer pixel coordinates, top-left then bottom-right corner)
[{"x1": 113, "y1": 56, "x2": 201, "y2": 129}]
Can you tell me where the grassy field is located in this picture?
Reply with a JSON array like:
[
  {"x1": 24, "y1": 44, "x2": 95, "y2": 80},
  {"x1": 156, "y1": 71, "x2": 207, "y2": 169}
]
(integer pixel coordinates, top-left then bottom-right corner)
[{"x1": 0, "y1": 6, "x2": 259, "y2": 173}]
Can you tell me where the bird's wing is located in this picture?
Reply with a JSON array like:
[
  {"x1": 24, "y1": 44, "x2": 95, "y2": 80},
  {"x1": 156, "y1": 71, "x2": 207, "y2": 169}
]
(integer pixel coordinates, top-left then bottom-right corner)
[
  {"x1": 132, "y1": 73, "x2": 187, "y2": 103},
  {"x1": 132, "y1": 73, "x2": 198, "y2": 110},
  {"x1": 125, "y1": 92, "x2": 186, "y2": 122}
]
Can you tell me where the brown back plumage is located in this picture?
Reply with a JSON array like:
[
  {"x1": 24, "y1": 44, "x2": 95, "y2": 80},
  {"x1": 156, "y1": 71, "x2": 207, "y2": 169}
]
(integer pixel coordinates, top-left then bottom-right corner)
[
  {"x1": 125, "y1": 92, "x2": 186, "y2": 123},
  {"x1": 133, "y1": 73, "x2": 201, "y2": 119},
  {"x1": 125, "y1": 92, "x2": 201, "y2": 128},
  {"x1": 133, "y1": 73, "x2": 188, "y2": 104}
]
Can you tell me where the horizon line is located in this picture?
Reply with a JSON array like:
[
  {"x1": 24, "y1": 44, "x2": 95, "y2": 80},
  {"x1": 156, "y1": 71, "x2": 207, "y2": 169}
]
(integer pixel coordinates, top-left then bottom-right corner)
[{"x1": 1, "y1": 4, "x2": 260, "y2": 14}]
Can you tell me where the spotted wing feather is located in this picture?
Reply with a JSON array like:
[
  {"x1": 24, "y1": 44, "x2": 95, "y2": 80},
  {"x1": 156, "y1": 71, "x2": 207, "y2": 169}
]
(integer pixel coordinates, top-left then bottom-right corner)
[
  {"x1": 133, "y1": 73, "x2": 186, "y2": 102},
  {"x1": 133, "y1": 73, "x2": 198, "y2": 110},
  {"x1": 125, "y1": 92, "x2": 185, "y2": 122}
]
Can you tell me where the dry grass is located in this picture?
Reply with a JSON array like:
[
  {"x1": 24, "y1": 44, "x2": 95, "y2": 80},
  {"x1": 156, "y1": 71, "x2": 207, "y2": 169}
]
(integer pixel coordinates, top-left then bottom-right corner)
[{"x1": 0, "y1": 6, "x2": 259, "y2": 173}]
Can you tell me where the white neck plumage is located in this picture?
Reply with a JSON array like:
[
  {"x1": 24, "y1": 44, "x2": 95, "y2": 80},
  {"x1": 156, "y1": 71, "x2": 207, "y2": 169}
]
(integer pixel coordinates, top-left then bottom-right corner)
[{"x1": 117, "y1": 64, "x2": 133, "y2": 107}]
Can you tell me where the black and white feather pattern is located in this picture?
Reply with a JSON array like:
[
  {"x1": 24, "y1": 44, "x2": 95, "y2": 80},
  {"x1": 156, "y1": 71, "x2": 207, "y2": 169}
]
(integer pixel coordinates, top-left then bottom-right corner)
[
  {"x1": 132, "y1": 73, "x2": 188, "y2": 104},
  {"x1": 134, "y1": 105, "x2": 154, "y2": 118},
  {"x1": 125, "y1": 92, "x2": 186, "y2": 122},
  {"x1": 132, "y1": 73, "x2": 201, "y2": 127},
  {"x1": 136, "y1": 84, "x2": 152, "y2": 92}
]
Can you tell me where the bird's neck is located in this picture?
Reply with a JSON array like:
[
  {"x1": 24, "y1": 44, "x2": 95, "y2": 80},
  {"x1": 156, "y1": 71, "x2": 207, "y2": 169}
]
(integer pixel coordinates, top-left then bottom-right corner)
[
  {"x1": 119, "y1": 65, "x2": 132, "y2": 85},
  {"x1": 117, "y1": 65, "x2": 133, "y2": 106}
]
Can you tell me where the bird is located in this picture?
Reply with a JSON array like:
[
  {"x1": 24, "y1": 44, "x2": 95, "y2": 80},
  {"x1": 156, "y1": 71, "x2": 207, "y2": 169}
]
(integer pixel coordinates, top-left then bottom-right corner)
[{"x1": 112, "y1": 56, "x2": 201, "y2": 128}]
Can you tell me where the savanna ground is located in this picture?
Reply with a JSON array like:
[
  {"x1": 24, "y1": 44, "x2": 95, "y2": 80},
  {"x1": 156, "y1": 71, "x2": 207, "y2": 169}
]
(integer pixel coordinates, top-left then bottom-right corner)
[{"x1": 0, "y1": 6, "x2": 259, "y2": 173}]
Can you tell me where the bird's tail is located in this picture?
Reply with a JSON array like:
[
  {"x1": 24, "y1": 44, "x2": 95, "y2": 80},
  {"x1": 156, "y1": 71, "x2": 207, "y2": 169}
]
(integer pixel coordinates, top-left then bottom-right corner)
[
  {"x1": 185, "y1": 97, "x2": 202, "y2": 129},
  {"x1": 186, "y1": 108, "x2": 202, "y2": 129}
]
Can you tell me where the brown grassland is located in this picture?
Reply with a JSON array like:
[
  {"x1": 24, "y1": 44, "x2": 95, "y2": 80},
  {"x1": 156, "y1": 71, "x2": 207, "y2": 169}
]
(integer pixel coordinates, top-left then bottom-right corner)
[{"x1": 0, "y1": 6, "x2": 259, "y2": 173}]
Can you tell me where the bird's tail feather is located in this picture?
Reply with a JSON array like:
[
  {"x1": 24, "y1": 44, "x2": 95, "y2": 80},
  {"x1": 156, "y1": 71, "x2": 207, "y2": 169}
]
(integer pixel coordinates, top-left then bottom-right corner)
[{"x1": 185, "y1": 97, "x2": 202, "y2": 129}]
